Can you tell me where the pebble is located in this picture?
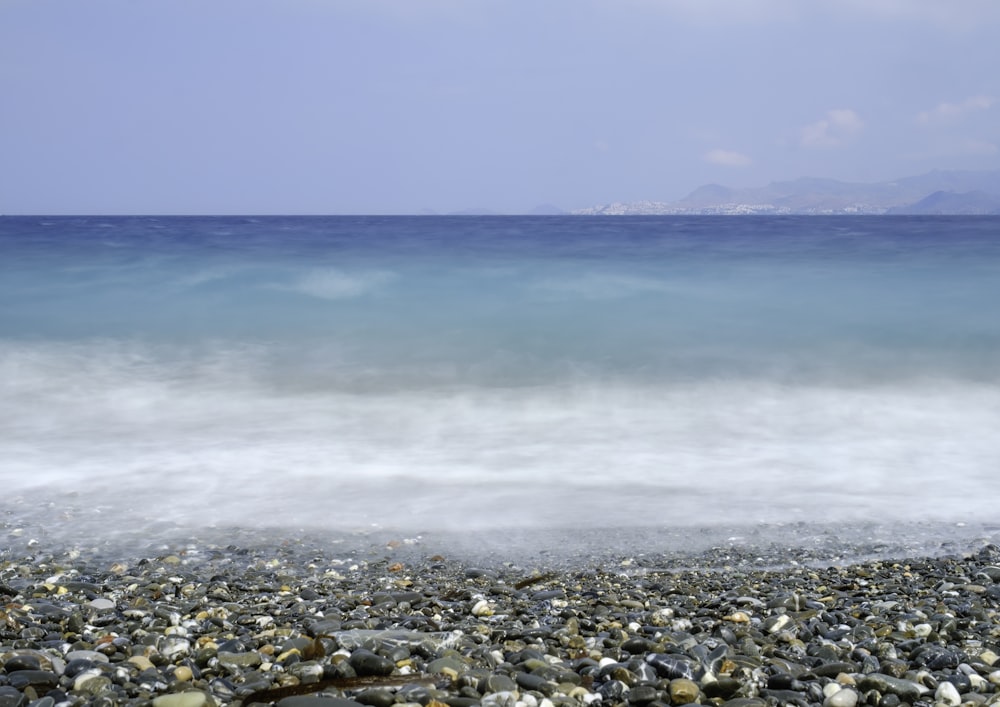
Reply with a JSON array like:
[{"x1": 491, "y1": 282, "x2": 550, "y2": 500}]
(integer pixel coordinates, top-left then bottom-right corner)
[
  {"x1": 151, "y1": 692, "x2": 208, "y2": 707},
  {"x1": 824, "y1": 686, "x2": 859, "y2": 707},
  {"x1": 934, "y1": 680, "x2": 962, "y2": 706},
  {"x1": 668, "y1": 677, "x2": 700, "y2": 703},
  {"x1": 1, "y1": 525, "x2": 1000, "y2": 707}
]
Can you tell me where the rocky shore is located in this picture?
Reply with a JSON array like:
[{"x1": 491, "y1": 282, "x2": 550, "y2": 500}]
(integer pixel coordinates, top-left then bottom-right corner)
[{"x1": 3, "y1": 522, "x2": 1000, "y2": 707}]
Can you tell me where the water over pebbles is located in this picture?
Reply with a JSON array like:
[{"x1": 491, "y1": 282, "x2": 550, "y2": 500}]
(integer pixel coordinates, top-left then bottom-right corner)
[{"x1": 3, "y1": 523, "x2": 1000, "y2": 707}]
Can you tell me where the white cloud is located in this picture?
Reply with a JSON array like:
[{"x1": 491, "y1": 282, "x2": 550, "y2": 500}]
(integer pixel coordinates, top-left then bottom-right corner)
[
  {"x1": 917, "y1": 95, "x2": 995, "y2": 124},
  {"x1": 704, "y1": 149, "x2": 751, "y2": 167},
  {"x1": 800, "y1": 109, "x2": 864, "y2": 148}
]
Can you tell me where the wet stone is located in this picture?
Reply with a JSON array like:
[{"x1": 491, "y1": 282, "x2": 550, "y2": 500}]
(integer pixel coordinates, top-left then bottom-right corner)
[
  {"x1": 824, "y1": 687, "x2": 859, "y2": 707},
  {"x1": 810, "y1": 661, "x2": 857, "y2": 677},
  {"x1": 669, "y1": 678, "x2": 700, "y2": 703},
  {"x1": 349, "y1": 649, "x2": 395, "y2": 677},
  {"x1": 217, "y1": 651, "x2": 262, "y2": 668},
  {"x1": 856, "y1": 674, "x2": 925, "y2": 702},
  {"x1": 275, "y1": 700, "x2": 367, "y2": 707},
  {"x1": 1, "y1": 656, "x2": 41, "y2": 673},
  {"x1": 484, "y1": 675, "x2": 517, "y2": 693},
  {"x1": 626, "y1": 685, "x2": 659, "y2": 704},
  {"x1": 514, "y1": 671, "x2": 555, "y2": 695},
  {"x1": 5, "y1": 671, "x2": 59, "y2": 690},
  {"x1": 355, "y1": 688, "x2": 397, "y2": 707},
  {"x1": 0, "y1": 688, "x2": 26, "y2": 707},
  {"x1": 646, "y1": 654, "x2": 694, "y2": 680},
  {"x1": 1, "y1": 522, "x2": 999, "y2": 707},
  {"x1": 151, "y1": 693, "x2": 208, "y2": 707}
]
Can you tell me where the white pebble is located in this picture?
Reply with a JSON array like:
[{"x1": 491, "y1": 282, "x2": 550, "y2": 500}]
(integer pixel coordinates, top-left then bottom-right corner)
[
  {"x1": 824, "y1": 687, "x2": 858, "y2": 707},
  {"x1": 160, "y1": 637, "x2": 191, "y2": 659},
  {"x1": 471, "y1": 599, "x2": 494, "y2": 617},
  {"x1": 934, "y1": 681, "x2": 961, "y2": 706},
  {"x1": 73, "y1": 669, "x2": 105, "y2": 692},
  {"x1": 480, "y1": 692, "x2": 517, "y2": 707},
  {"x1": 823, "y1": 683, "x2": 842, "y2": 698}
]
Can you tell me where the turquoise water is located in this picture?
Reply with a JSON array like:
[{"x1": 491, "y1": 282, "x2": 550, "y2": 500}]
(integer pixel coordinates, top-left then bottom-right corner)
[{"x1": 2, "y1": 215, "x2": 999, "y2": 535}]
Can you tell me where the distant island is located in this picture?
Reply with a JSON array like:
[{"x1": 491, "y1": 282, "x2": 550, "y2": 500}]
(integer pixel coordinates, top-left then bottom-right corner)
[{"x1": 574, "y1": 169, "x2": 1000, "y2": 216}]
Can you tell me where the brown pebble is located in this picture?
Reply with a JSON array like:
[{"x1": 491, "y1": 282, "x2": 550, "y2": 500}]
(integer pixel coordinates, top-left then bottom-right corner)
[{"x1": 670, "y1": 678, "x2": 700, "y2": 703}]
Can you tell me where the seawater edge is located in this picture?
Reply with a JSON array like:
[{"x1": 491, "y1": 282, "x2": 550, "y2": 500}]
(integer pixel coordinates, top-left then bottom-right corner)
[
  {"x1": 3, "y1": 497, "x2": 998, "y2": 570},
  {"x1": 1, "y1": 513, "x2": 1000, "y2": 707}
]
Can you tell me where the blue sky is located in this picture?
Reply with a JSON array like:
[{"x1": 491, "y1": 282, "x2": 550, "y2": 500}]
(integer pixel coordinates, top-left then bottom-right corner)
[{"x1": 2, "y1": 0, "x2": 999, "y2": 214}]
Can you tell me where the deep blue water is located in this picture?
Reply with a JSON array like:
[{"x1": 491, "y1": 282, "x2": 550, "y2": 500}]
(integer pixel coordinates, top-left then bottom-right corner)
[{"x1": 2, "y1": 215, "x2": 999, "y2": 537}]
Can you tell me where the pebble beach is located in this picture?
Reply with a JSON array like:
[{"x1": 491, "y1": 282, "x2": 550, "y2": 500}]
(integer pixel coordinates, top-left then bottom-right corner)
[{"x1": 3, "y1": 516, "x2": 1000, "y2": 707}]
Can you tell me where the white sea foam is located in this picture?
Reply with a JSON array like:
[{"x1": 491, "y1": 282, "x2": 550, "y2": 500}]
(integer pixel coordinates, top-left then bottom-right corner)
[
  {"x1": 529, "y1": 272, "x2": 676, "y2": 300},
  {"x1": 277, "y1": 268, "x2": 396, "y2": 300},
  {"x1": 3, "y1": 340, "x2": 998, "y2": 536}
]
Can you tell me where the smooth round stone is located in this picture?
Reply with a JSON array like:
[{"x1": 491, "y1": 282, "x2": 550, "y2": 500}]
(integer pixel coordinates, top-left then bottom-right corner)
[
  {"x1": 598, "y1": 680, "x2": 628, "y2": 701},
  {"x1": 426, "y1": 655, "x2": 469, "y2": 679},
  {"x1": 74, "y1": 672, "x2": 112, "y2": 695},
  {"x1": 152, "y1": 692, "x2": 208, "y2": 707},
  {"x1": 934, "y1": 681, "x2": 961, "y2": 707},
  {"x1": 823, "y1": 687, "x2": 858, "y2": 707},
  {"x1": 484, "y1": 675, "x2": 517, "y2": 693},
  {"x1": 626, "y1": 685, "x2": 658, "y2": 704},
  {"x1": 173, "y1": 665, "x2": 194, "y2": 682},
  {"x1": 647, "y1": 654, "x2": 694, "y2": 680},
  {"x1": 0, "y1": 688, "x2": 25, "y2": 707},
  {"x1": 480, "y1": 693, "x2": 518, "y2": 707},
  {"x1": 811, "y1": 662, "x2": 857, "y2": 678},
  {"x1": 355, "y1": 688, "x2": 395, "y2": 707},
  {"x1": 161, "y1": 637, "x2": 192, "y2": 660},
  {"x1": 669, "y1": 678, "x2": 700, "y2": 704},
  {"x1": 515, "y1": 672, "x2": 555, "y2": 695},
  {"x1": 5, "y1": 671, "x2": 58, "y2": 690},
  {"x1": 128, "y1": 656, "x2": 155, "y2": 672},
  {"x1": 217, "y1": 651, "x2": 262, "y2": 668},
  {"x1": 88, "y1": 598, "x2": 116, "y2": 611},
  {"x1": 349, "y1": 649, "x2": 394, "y2": 677},
  {"x1": 470, "y1": 599, "x2": 493, "y2": 617},
  {"x1": 64, "y1": 650, "x2": 109, "y2": 664},
  {"x1": 980, "y1": 650, "x2": 1000, "y2": 666},
  {"x1": 621, "y1": 637, "x2": 655, "y2": 654},
  {"x1": 856, "y1": 674, "x2": 924, "y2": 702},
  {"x1": 703, "y1": 677, "x2": 740, "y2": 699},
  {"x1": 2, "y1": 656, "x2": 41, "y2": 672}
]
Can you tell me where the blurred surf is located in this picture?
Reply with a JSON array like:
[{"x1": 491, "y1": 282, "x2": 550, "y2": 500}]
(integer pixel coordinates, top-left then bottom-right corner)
[{"x1": 2, "y1": 215, "x2": 998, "y2": 540}]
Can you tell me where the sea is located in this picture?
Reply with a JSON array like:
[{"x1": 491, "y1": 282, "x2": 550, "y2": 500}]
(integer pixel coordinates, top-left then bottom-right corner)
[{"x1": 2, "y1": 215, "x2": 999, "y2": 559}]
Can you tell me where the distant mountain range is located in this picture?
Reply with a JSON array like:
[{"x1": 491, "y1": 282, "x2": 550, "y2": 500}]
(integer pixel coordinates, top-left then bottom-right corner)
[{"x1": 575, "y1": 169, "x2": 1000, "y2": 215}]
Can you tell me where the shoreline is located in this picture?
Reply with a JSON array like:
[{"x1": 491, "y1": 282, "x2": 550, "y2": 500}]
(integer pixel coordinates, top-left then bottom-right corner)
[{"x1": 2, "y1": 520, "x2": 1000, "y2": 706}]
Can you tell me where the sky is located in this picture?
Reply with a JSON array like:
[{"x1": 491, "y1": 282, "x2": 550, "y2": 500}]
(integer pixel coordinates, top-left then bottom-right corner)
[{"x1": 2, "y1": 0, "x2": 999, "y2": 215}]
